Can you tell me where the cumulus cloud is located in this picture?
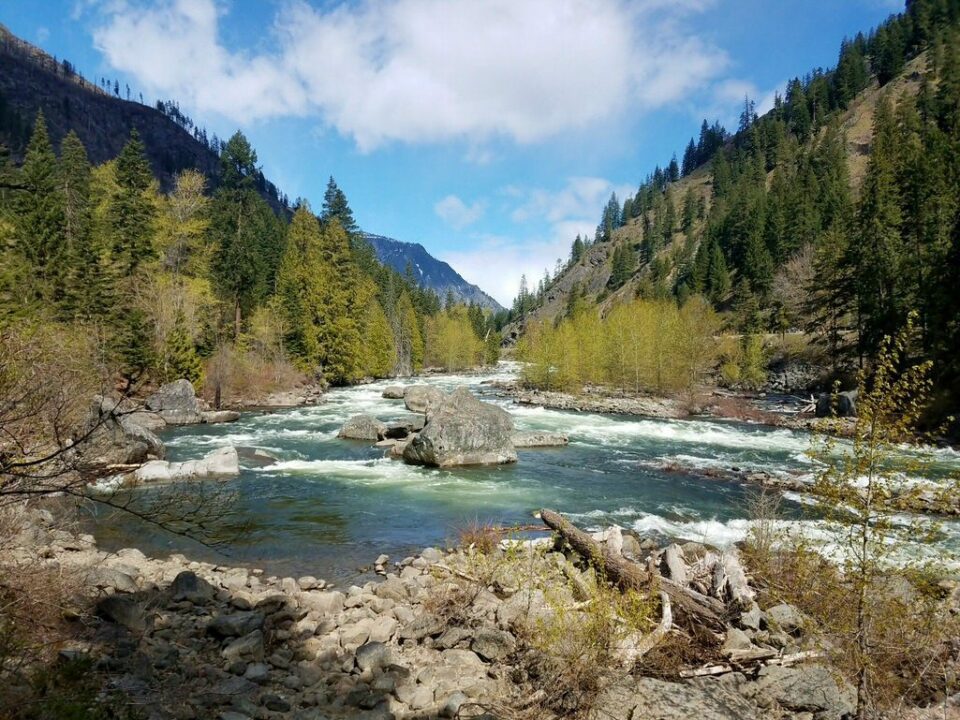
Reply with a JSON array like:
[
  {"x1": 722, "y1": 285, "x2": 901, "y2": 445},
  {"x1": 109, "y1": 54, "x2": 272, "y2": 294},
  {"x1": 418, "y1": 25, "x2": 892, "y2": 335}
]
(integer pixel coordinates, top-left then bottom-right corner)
[
  {"x1": 441, "y1": 232, "x2": 581, "y2": 308},
  {"x1": 89, "y1": 0, "x2": 727, "y2": 150},
  {"x1": 441, "y1": 176, "x2": 633, "y2": 306},
  {"x1": 434, "y1": 194, "x2": 485, "y2": 230}
]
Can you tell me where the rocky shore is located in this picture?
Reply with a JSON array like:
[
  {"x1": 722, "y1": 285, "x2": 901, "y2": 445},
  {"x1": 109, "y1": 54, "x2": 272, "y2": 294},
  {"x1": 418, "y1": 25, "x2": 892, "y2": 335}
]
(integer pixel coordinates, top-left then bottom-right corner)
[{"x1": 2, "y1": 507, "x2": 901, "y2": 720}]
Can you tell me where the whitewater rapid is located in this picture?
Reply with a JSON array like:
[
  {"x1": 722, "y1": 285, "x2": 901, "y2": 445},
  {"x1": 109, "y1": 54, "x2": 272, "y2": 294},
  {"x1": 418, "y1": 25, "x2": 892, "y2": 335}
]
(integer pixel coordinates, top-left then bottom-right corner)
[{"x1": 104, "y1": 362, "x2": 960, "y2": 577}]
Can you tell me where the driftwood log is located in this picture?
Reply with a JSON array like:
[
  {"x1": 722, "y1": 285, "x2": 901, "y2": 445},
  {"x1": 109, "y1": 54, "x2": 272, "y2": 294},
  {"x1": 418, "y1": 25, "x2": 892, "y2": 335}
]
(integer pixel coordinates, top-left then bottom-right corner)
[{"x1": 539, "y1": 509, "x2": 725, "y2": 632}]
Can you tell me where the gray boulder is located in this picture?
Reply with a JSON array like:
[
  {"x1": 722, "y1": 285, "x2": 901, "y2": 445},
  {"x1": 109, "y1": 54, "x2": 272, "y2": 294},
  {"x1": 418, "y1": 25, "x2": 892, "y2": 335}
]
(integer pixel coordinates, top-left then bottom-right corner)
[
  {"x1": 96, "y1": 595, "x2": 147, "y2": 633},
  {"x1": 815, "y1": 389, "x2": 857, "y2": 418},
  {"x1": 594, "y1": 676, "x2": 765, "y2": 720},
  {"x1": 338, "y1": 414, "x2": 387, "y2": 441},
  {"x1": 470, "y1": 628, "x2": 516, "y2": 661},
  {"x1": 208, "y1": 611, "x2": 265, "y2": 638},
  {"x1": 766, "y1": 603, "x2": 805, "y2": 636},
  {"x1": 202, "y1": 410, "x2": 240, "y2": 424},
  {"x1": 170, "y1": 570, "x2": 216, "y2": 604},
  {"x1": 80, "y1": 396, "x2": 164, "y2": 468},
  {"x1": 403, "y1": 385, "x2": 447, "y2": 414},
  {"x1": 740, "y1": 664, "x2": 856, "y2": 719},
  {"x1": 511, "y1": 431, "x2": 569, "y2": 448},
  {"x1": 145, "y1": 379, "x2": 204, "y2": 425},
  {"x1": 118, "y1": 416, "x2": 165, "y2": 459},
  {"x1": 134, "y1": 446, "x2": 239, "y2": 483},
  {"x1": 382, "y1": 386, "x2": 406, "y2": 399},
  {"x1": 403, "y1": 387, "x2": 517, "y2": 467}
]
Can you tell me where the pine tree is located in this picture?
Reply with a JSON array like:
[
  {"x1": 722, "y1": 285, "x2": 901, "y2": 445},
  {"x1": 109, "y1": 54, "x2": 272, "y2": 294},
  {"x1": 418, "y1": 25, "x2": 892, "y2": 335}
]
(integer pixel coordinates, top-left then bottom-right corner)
[
  {"x1": 16, "y1": 111, "x2": 63, "y2": 301},
  {"x1": 571, "y1": 234, "x2": 585, "y2": 263},
  {"x1": 162, "y1": 310, "x2": 202, "y2": 384},
  {"x1": 321, "y1": 176, "x2": 358, "y2": 236},
  {"x1": 394, "y1": 289, "x2": 423, "y2": 376},
  {"x1": 853, "y1": 98, "x2": 904, "y2": 358},
  {"x1": 362, "y1": 296, "x2": 396, "y2": 378},
  {"x1": 220, "y1": 131, "x2": 258, "y2": 190},
  {"x1": 57, "y1": 131, "x2": 107, "y2": 320},
  {"x1": 110, "y1": 129, "x2": 156, "y2": 273}
]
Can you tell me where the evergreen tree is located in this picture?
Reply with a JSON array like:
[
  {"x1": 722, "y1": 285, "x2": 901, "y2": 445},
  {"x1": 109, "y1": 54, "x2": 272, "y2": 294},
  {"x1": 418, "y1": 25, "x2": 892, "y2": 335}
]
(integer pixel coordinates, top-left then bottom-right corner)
[
  {"x1": 394, "y1": 289, "x2": 423, "y2": 376},
  {"x1": 16, "y1": 111, "x2": 63, "y2": 301},
  {"x1": 58, "y1": 131, "x2": 107, "y2": 320},
  {"x1": 162, "y1": 310, "x2": 202, "y2": 384},
  {"x1": 852, "y1": 99, "x2": 904, "y2": 358},
  {"x1": 571, "y1": 234, "x2": 585, "y2": 263},
  {"x1": 110, "y1": 129, "x2": 156, "y2": 273},
  {"x1": 220, "y1": 131, "x2": 258, "y2": 190},
  {"x1": 321, "y1": 176, "x2": 358, "y2": 236},
  {"x1": 362, "y1": 296, "x2": 397, "y2": 378}
]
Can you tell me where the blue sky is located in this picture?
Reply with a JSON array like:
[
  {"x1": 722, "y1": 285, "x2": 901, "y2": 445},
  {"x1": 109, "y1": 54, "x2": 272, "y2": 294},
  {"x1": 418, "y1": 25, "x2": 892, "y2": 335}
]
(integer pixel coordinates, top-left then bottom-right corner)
[{"x1": 1, "y1": 0, "x2": 900, "y2": 305}]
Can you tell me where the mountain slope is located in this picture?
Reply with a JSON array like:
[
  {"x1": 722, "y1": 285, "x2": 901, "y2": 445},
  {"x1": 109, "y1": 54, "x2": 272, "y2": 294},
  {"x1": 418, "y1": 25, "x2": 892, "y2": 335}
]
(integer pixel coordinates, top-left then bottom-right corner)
[
  {"x1": 363, "y1": 232, "x2": 503, "y2": 311},
  {"x1": 0, "y1": 23, "x2": 286, "y2": 208},
  {"x1": 506, "y1": 45, "x2": 931, "y2": 338}
]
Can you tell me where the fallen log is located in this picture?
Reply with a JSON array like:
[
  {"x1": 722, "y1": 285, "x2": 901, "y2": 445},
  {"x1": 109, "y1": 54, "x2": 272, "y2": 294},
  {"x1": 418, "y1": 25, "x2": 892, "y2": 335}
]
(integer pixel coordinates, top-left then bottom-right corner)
[
  {"x1": 679, "y1": 649, "x2": 825, "y2": 678},
  {"x1": 721, "y1": 548, "x2": 756, "y2": 610},
  {"x1": 540, "y1": 508, "x2": 725, "y2": 631}
]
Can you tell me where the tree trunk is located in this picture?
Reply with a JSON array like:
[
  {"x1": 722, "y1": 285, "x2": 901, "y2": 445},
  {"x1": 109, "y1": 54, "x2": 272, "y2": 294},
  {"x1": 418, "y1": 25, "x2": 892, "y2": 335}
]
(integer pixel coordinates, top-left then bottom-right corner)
[{"x1": 540, "y1": 508, "x2": 725, "y2": 631}]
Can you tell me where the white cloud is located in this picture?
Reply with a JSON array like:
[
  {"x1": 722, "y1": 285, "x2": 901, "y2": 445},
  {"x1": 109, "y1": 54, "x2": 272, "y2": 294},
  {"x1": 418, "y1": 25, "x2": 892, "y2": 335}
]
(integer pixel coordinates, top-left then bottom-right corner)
[
  {"x1": 697, "y1": 77, "x2": 782, "y2": 129},
  {"x1": 441, "y1": 230, "x2": 583, "y2": 308},
  {"x1": 441, "y1": 176, "x2": 633, "y2": 306},
  {"x1": 89, "y1": 0, "x2": 727, "y2": 150},
  {"x1": 434, "y1": 194, "x2": 485, "y2": 230}
]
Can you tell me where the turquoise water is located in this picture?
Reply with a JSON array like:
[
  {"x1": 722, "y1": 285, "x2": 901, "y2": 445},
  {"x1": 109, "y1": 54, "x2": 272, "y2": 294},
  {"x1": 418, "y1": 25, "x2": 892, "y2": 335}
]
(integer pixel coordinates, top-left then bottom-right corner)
[{"x1": 91, "y1": 363, "x2": 960, "y2": 580}]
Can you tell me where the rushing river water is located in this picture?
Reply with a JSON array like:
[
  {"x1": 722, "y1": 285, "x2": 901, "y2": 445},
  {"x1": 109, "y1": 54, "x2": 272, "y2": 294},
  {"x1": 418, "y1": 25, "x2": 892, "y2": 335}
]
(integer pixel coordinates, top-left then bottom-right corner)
[{"x1": 91, "y1": 363, "x2": 960, "y2": 581}]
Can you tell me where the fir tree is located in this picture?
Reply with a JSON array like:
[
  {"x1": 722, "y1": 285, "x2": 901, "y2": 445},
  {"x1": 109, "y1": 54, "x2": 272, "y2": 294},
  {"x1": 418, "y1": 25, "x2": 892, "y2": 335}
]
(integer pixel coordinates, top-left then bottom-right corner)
[
  {"x1": 110, "y1": 129, "x2": 156, "y2": 273},
  {"x1": 321, "y1": 176, "x2": 358, "y2": 236},
  {"x1": 162, "y1": 310, "x2": 202, "y2": 384},
  {"x1": 16, "y1": 111, "x2": 63, "y2": 301}
]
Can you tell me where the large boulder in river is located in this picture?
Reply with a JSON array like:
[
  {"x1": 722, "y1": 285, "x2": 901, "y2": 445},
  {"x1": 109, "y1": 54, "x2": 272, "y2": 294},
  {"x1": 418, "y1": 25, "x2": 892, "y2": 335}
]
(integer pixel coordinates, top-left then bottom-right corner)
[
  {"x1": 403, "y1": 385, "x2": 447, "y2": 414},
  {"x1": 338, "y1": 414, "x2": 387, "y2": 441},
  {"x1": 382, "y1": 386, "x2": 406, "y2": 399},
  {"x1": 403, "y1": 387, "x2": 516, "y2": 467},
  {"x1": 145, "y1": 379, "x2": 204, "y2": 425},
  {"x1": 815, "y1": 389, "x2": 857, "y2": 418},
  {"x1": 79, "y1": 396, "x2": 165, "y2": 468},
  {"x1": 134, "y1": 446, "x2": 239, "y2": 483}
]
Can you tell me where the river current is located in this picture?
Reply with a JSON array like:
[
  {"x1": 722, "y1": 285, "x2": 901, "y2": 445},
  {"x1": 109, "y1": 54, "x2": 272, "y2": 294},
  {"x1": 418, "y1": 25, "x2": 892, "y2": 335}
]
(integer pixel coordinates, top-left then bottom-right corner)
[{"x1": 92, "y1": 363, "x2": 960, "y2": 581}]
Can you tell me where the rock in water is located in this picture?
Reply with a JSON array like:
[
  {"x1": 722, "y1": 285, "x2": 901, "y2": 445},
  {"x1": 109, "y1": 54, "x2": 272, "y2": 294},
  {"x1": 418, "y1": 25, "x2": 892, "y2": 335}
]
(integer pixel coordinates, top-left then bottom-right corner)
[
  {"x1": 815, "y1": 389, "x2": 857, "y2": 418},
  {"x1": 382, "y1": 386, "x2": 406, "y2": 399},
  {"x1": 403, "y1": 387, "x2": 517, "y2": 467},
  {"x1": 403, "y1": 385, "x2": 447, "y2": 414},
  {"x1": 134, "y1": 446, "x2": 239, "y2": 482},
  {"x1": 79, "y1": 396, "x2": 165, "y2": 467},
  {"x1": 511, "y1": 431, "x2": 569, "y2": 448},
  {"x1": 338, "y1": 414, "x2": 387, "y2": 441},
  {"x1": 145, "y1": 379, "x2": 205, "y2": 425},
  {"x1": 202, "y1": 410, "x2": 240, "y2": 424}
]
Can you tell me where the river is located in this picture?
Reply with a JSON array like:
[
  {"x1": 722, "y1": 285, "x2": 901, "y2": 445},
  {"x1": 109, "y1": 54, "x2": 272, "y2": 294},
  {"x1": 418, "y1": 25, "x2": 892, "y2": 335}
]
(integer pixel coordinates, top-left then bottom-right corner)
[{"x1": 90, "y1": 363, "x2": 960, "y2": 581}]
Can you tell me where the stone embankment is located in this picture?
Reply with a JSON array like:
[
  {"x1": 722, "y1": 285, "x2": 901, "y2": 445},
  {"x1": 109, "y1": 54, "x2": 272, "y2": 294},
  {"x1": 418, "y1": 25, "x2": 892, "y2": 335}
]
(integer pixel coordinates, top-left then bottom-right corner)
[{"x1": 6, "y1": 508, "x2": 874, "y2": 720}]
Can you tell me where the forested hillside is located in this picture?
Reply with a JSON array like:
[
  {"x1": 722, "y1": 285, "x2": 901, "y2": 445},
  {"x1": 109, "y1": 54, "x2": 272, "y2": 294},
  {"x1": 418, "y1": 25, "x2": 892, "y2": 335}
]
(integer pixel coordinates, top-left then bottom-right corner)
[
  {"x1": 0, "y1": 32, "x2": 503, "y2": 404},
  {"x1": 510, "y1": 0, "x2": 960, "y2": 423}
]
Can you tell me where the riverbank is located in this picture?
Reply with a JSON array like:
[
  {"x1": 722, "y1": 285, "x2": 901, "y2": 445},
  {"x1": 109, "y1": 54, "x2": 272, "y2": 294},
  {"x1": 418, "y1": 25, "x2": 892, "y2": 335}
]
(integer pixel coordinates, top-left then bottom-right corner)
[
  {"x1": 489, "y1": 379, "x2": 852, "y2": 433},
  {"x1": 3, "y1": 505, "x2": 915, "y2": 720}
]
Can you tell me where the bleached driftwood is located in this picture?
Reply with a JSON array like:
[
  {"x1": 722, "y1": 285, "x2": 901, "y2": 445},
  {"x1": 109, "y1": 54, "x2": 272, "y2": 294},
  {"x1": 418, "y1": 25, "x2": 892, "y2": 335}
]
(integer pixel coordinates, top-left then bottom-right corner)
[
  {"x1": 540, "y1": 509, "x2": 724, "y2": 631},
  {"x1": 721, "y1": 548, "x2": 756, "y2": 610},
  {"x1": 679, "y1": 649, "x2": 825, "y2": 678},
  {"x1": 615, "y1": 590, "x2": 672, "y2": 666}
]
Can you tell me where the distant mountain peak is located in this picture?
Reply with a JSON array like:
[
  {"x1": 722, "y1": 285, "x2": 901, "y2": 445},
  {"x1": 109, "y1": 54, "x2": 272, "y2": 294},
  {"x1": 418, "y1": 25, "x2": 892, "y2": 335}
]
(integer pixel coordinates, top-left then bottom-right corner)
[{"x1": 362, "y1": 232, "x2": 503, "y2": 311}]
